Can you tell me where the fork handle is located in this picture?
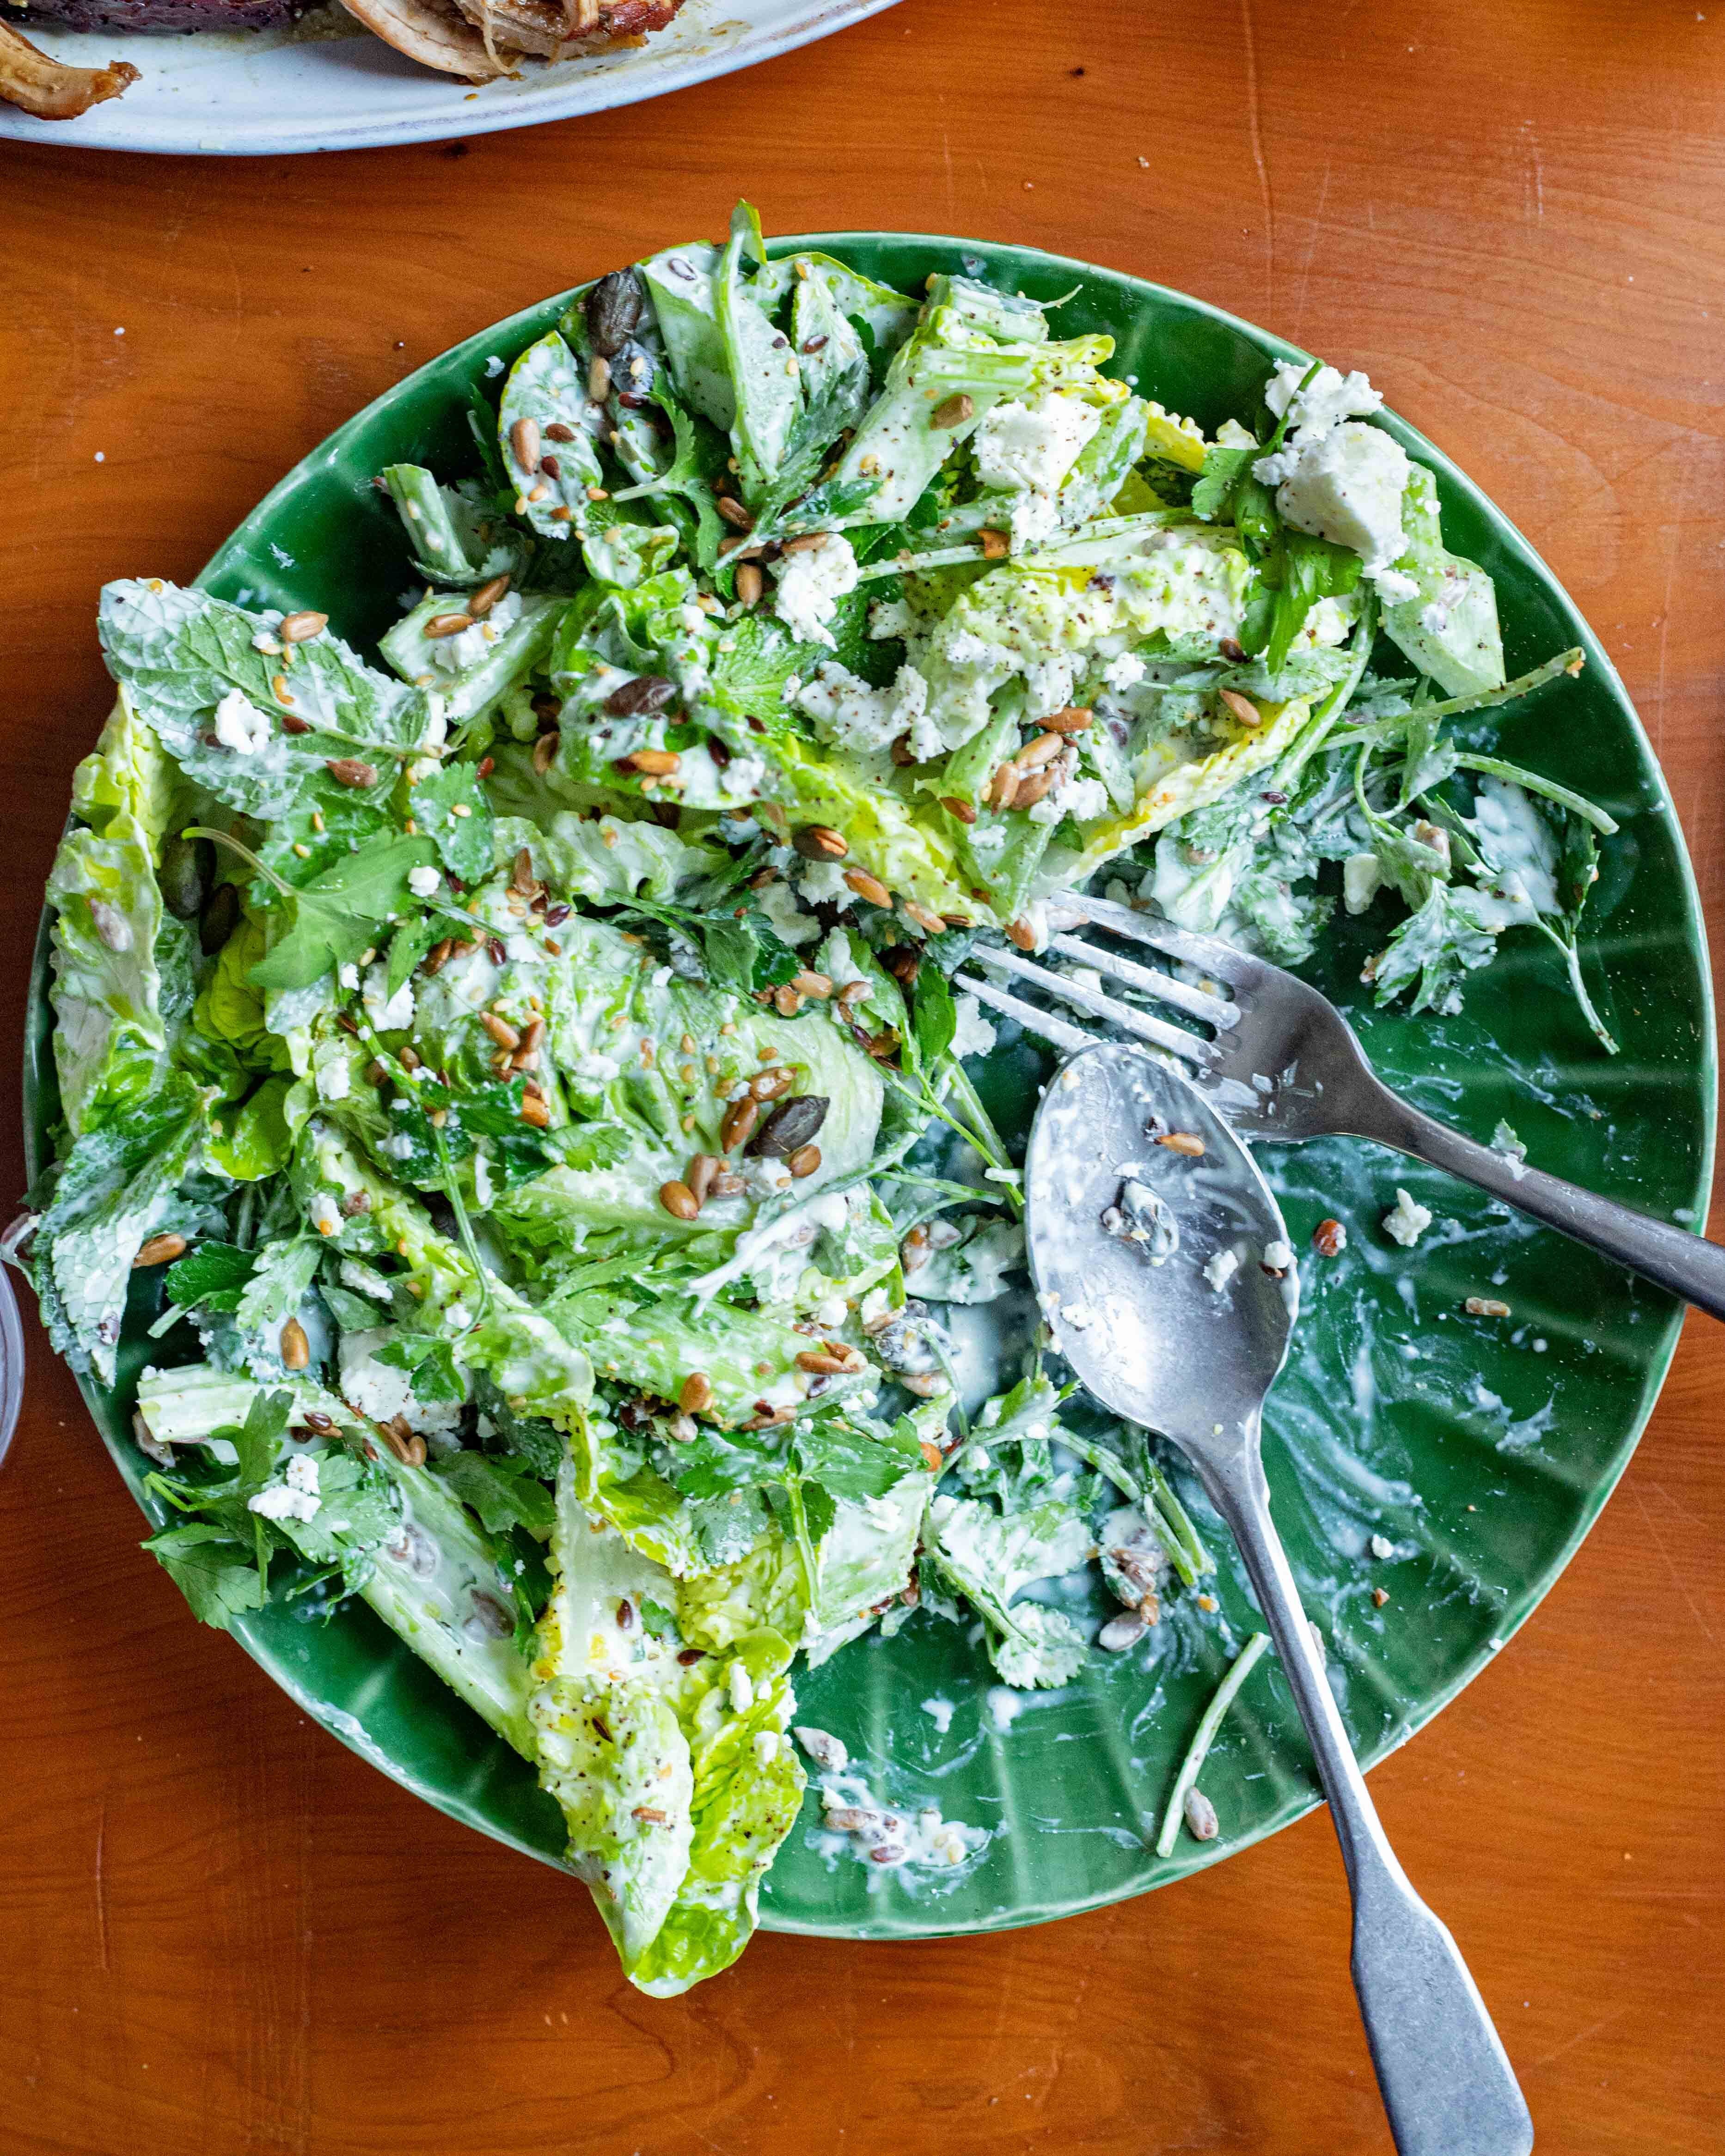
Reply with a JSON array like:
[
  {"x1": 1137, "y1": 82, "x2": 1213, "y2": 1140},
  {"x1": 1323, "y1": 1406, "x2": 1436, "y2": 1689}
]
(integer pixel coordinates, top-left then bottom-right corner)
[
  {"x1": 1358, "y1": 1084, "x2": 1725, "y2": 1319},
  {"x1": 1197, "y1": 1437, "x2": 1534, "y2": 2156}
]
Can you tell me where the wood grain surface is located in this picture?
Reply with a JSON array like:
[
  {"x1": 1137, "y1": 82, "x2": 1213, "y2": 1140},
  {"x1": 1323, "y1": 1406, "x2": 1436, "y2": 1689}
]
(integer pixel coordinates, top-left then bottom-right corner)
[{"x1": 2, "y1": 1, "x2": 1723, "y2": 2148}]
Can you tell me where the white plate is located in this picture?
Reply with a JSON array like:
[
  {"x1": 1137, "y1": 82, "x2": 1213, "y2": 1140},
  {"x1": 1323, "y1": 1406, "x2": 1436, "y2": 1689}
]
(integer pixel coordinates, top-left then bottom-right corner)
[{"x1": 0, "y1": 0, "x2": 899, "y2": 154}]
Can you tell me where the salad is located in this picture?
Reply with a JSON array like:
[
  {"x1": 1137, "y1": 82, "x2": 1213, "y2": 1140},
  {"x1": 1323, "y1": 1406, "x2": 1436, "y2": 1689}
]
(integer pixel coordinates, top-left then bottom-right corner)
[{"x1": 13, "y1": 206, "x2": 1615, "y2": 1997}]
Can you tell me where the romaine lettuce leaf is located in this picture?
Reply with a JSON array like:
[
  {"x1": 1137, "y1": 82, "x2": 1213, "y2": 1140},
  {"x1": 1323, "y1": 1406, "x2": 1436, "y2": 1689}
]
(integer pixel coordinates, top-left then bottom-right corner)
[{"x1": 48, "y1": 692, "x2": 192, "y2": 1136}]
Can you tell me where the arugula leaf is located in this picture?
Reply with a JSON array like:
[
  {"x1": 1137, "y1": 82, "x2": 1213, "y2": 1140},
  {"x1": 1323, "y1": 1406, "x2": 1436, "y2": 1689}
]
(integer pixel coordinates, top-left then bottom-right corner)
[
  {"x1": 247, "y1": 833, "x2": 441, "y2": 994},
  {"x1": 410, "y1": 761, "x2": 495, "y2": 883}
]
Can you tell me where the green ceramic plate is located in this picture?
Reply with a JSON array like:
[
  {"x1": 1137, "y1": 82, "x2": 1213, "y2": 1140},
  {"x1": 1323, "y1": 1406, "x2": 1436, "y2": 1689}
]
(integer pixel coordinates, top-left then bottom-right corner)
[{"x1": 25, "y1": 234, "x2": 1715, "y2": 1945}]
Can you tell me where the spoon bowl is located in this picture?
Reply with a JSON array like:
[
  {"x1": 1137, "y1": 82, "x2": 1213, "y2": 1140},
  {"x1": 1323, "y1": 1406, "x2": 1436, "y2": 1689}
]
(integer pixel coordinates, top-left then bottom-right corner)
[{"x1": 1024, "y1": 1040, "x2": 1297, "y2": 1450}]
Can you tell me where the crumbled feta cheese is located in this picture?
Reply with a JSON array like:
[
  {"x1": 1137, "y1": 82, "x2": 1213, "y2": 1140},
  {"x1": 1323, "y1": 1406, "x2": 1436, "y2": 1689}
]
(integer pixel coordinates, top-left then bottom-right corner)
[
  {"x1": 1022, "y1": 654, "x2": 1076, "y2": 721},
  {"x1": 340, "y1": 1328, "x2": 463, "y2": 1435},
  {"x1": 755, "y1": 877, "x2": 821, "y2": 948},
  {"x1": 1263, "y1": 360, "x2": 1383, "y2": 437},
  {"x1": 728, "y1": 1663, "x2": 755, "y2": 1713},
  {"x1": 1259, "y1": 422, "x2": 1411, "y2": 570},
  {"x1": 1382, "y1": 1188, "x2": 1433, "y2": 1248},
  {"x1": 340, "y1": 1258, "x2": 394, "y2": 1303},
  {"x1": 361, "y1": 964, "x2": 414, "y2": 1034},
  {"x1": 338, "y1": 963, "x2": 361, "y2": 992},
  {"x1": 249, "y1": 1453, "x2": 321, "y2": 1523},
  {"x1": 1369, "y1": 1532, "x2": 1395, "y2": 1560},
  {"x1": 796, "y1": 858, "x2": 853, "y2": 908},
  {"x1": 1101, "y1": 651, "x2": 1147, "y2": 692},
  {"x1": 445, "y1": 1303, "x2": 472, "y2": 1331},
  {"x1": 1261, "y1": 1239, "x2": 1294, "y2": 1273},
  {"x1": 315, "y1": 1057, "x2": 352, "y2": 1103},
  {"x1": 1343, "y1": 852, "x2": 1383, "y2": 915},
  {"x1": 1028, "y1": 768, "x2": 1109, "y2": 828},
  {"x1": 407, "y1": 865, "x2": 441, "y2": 899},
  {"x1": 1214, "y1": 417, "x2": 1258, "y2": 449},
  {"x1": 797, "y1": 660, "x2": 927, "y2": 755},
  {"x1": 212, "y1": 687, "x2": 271, "y2": 757},
  {"x1": 1370, "y1": 566, "x2": 1421, "y2": 604},
  {"x1": 950, "y1": 992, "x2": 997, "y2": 1060},
  {"x1": 771, "y1": 535, "x2": 861, "y2": 649},
  {"x1": 868, "y1": 597, "x2": 914, "y2": 641},
  {"x1": 973, "y1": 391, "x2": 1101, "y2": 495},
  {"x1": 1008, "y1": 489, "x2": 1062, "y2": 552},
  {"x1": 1203, "y1": 1248, "x2": 1239, "y2": 1292},
  {"x1": 309, "y1": 1191, "x2": 342, "y2": 1236}
]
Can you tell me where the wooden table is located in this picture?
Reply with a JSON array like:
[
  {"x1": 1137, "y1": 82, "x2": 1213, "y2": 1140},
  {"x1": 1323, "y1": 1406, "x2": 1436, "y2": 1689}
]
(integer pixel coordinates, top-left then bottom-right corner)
[{"x1": 3, "y1": 0, "x2": 1722, "y2": 2146}]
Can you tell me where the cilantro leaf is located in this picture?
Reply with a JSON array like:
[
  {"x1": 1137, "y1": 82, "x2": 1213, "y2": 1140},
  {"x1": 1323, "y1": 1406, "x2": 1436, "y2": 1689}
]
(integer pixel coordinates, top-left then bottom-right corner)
[
  {"x1": 912, "y1": 965, "x2": 957, "y2": 1070},
  {"x1": 249, "y1": 833, "x2": 441, "y2": 994},
  {"x1": 1192, "y1": 441, "x2": 1256, "y2": 524},
  {"x1": 375, "y1": 1333, "x2": 465, "y2": 1404}
]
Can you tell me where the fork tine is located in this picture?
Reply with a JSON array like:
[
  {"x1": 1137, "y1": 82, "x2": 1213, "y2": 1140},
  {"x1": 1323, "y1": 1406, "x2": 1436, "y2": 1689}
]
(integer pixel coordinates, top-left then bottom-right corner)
[
  {"x1": 1048, "y1": 892, "x2": 1260, "y2": 989},
  {"x1": 1047, "y1": 932, "x2": 1238, "y2": 1030},
  {"x1": 954, "y1": 971, "x2": 1092, "y2": 1055},
  {"x1": 969, "y1": 947, "x2": 1218, "y2": 1065}
]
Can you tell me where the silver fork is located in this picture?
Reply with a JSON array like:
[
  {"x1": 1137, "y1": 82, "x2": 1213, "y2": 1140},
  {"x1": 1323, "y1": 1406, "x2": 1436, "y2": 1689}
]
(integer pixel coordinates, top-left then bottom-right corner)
[{"x1": 957, "y1": 892, "x2": 1725, "y2": 1320}]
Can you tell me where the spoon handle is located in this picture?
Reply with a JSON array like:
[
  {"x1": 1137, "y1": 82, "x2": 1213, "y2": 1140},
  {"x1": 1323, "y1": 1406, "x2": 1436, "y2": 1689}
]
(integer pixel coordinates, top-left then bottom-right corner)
[{"x1": 1195, "y1": 1436, "x2": 1533, "y2": 2156}]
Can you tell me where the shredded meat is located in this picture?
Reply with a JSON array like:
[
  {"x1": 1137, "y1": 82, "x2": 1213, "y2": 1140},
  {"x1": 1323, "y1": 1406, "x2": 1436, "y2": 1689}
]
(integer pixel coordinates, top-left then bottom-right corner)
[{"x1": 0, "y1": 17, "x2": 138, "y2": 116}]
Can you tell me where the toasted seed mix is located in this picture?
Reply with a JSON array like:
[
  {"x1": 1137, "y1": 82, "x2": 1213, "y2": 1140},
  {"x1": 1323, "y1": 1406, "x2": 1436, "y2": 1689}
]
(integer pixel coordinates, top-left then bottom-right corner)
[{"x1": 133, "y1": 1232, "x2": 187, "y2": 1268}]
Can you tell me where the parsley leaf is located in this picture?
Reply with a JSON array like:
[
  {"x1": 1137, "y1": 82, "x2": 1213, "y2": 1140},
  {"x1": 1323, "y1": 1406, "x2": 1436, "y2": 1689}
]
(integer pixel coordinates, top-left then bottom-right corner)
[{"x1": 163, "y1": 1240, "x2": 257, "y2": 1314}]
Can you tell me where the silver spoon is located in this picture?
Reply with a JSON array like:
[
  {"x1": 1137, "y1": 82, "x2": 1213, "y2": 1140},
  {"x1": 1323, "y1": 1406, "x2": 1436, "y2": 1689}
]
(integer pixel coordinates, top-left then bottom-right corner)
[{"x1": 1025, "y1": 1039, "x2": 1533, "y2": 2156}]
